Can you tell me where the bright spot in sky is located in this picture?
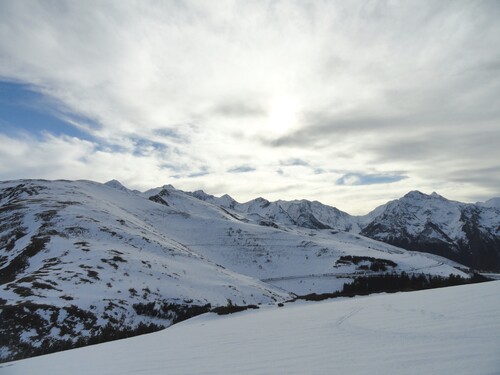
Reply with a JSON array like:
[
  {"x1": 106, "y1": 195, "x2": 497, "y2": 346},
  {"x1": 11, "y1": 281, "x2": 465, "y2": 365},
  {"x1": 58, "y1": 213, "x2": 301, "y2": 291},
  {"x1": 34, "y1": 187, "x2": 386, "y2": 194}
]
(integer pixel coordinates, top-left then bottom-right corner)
[
  {"x1": 341, "y1": 174, "x2": 362, "y2": 186},
  {"x1": 266, "y1": 96, "x2": 298, "y2": 135}
]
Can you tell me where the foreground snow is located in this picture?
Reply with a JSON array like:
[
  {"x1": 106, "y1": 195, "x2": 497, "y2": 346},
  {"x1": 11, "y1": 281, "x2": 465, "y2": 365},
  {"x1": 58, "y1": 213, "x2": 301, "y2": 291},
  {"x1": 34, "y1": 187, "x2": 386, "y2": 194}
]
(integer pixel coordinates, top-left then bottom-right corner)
[{"x1": 3, "y1": 281, "x2": 499, "y2": 375}]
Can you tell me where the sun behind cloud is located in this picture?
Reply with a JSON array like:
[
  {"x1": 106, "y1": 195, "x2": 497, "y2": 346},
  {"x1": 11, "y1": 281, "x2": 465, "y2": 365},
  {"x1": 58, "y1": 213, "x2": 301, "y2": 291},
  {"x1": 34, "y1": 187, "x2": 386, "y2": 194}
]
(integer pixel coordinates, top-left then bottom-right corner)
[{"x1": 266, "y1": 95, "x2": 299, "y2": 135}]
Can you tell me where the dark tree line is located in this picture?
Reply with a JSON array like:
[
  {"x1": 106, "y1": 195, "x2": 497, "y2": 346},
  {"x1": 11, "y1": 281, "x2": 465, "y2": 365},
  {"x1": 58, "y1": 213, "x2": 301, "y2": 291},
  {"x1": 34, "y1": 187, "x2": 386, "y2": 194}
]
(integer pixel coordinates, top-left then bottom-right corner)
[
  {"x1": 296, "y1": 272, "x2": 491, "y2": 302},
  {"x1": 2, "y1": 321, "x2": 164, "y2": 363}
]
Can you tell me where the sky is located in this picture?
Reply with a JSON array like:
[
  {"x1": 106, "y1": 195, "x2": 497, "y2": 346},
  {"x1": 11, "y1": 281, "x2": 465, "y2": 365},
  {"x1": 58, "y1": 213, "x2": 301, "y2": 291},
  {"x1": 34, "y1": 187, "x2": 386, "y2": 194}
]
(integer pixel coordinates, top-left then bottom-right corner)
[{"x1": 0, "y1": 0, "x2": 499, "y2": 214}]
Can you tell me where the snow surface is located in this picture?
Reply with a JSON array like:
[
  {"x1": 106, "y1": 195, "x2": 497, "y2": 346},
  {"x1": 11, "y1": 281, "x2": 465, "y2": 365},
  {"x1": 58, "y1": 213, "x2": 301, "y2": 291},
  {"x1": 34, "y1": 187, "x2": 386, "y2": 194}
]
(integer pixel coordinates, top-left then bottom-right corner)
[{"x1": 3, "y1": 281, "x2": 499, "y2": 375}]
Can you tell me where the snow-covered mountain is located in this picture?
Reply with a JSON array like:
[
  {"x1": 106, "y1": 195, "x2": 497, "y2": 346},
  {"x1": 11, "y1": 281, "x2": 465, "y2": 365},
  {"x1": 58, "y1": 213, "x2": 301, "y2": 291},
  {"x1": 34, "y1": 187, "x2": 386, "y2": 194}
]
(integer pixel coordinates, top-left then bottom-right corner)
[
  {"x1": 137, "y1": 184, "x2": 467, "y2": 292},
  {"x1": 191, "y1": 189, "x2": 500, "y2": 271},
  {"x1": 188, "y1": 191, "x2": 358, "y2": 231},
  {"x1": 0, "y1": 180, "x2": 289, "y2": 361},
  {"x1": 360, "y1": 191, "x2": 500, "y2": 271},
  {"x1": 0, "y1": 179, "x2": 492, "y2": 362},
  {"x1": 478, "y1": 197, "x2": 500, "y2": 209}
]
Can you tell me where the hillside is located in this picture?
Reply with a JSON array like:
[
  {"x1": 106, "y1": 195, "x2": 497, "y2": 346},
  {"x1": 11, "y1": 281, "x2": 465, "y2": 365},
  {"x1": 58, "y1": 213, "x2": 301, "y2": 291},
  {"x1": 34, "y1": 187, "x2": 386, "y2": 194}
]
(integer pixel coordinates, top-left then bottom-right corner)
[
  {"x1": 0, "y1": 180, "x2": 290, "y2": 361},
  {"x1": 137, "y1": 183, "x2": 468, "y2": 294}
]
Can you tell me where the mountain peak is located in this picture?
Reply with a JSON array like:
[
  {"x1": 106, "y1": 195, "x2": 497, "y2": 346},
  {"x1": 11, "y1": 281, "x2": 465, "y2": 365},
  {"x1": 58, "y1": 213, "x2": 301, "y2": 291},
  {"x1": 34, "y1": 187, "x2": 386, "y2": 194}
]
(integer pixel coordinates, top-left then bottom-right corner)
[
  {"x1": 254, "y1": 197, "x2": 270, "y2": 203},
  {"x1": 191, "y1": 190, "x2": 214, "y2": 201},
  {"x1": 403, "y1": 190, "x2": 427, "y2": 199},
  {"x1": 402, "y1": 190, "x2": 446, "y2": 200},
  {"x1": 430, "y1": 192, "x2": 445, "y2": 199},
  {"x1": 219, "y1": 193, "x2": 236, "y2": 202},
  {"x1": 104, "y1": 179, "x2": 129, "y2": 192}
]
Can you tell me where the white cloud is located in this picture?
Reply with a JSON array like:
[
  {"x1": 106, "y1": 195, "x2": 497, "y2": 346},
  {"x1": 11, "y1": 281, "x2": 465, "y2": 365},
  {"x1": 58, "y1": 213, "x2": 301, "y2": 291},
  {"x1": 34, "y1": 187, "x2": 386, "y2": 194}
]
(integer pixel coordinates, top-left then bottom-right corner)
[{"x1": 0, "y1": 0, "x2": 499, "y2": 214}]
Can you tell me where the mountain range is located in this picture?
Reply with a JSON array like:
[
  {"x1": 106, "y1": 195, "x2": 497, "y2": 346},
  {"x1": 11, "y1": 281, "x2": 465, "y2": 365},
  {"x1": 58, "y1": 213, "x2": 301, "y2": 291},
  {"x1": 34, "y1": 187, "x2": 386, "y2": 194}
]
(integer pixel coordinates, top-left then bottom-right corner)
[
  {"x1": 0, "y1": 179, "x2": 498, "y2": 362},
  {"x1": 191, "y1": 187, "x2": 500, "y2": 271}
]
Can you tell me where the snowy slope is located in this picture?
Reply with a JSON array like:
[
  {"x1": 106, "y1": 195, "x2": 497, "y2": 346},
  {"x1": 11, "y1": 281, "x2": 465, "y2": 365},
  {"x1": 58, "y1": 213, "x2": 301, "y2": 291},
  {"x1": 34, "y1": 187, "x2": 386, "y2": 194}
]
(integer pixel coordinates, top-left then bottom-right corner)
[
  {"x1": 138, "y1": 184, "x2": 468, "y2": 295},
  {"x1": 0, "y1": 180, "x2": 290, "y2": 361},
  {"x1": 4, "y1": 281, "x2": 499, "y2": 375}
]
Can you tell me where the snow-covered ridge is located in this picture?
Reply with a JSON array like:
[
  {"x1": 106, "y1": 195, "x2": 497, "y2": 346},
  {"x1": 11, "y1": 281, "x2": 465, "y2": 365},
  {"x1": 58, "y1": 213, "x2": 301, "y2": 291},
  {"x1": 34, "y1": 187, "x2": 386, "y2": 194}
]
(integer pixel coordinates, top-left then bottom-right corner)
[
  {"x1": 187, "y1": 189, "x2": 357, "y2": 231},
  {"x1": 185, "y1": 186, "x2": 500, "y2": 271},
  {"x1": 479, "y1": 197, "x2": 500, "y2": 209}
]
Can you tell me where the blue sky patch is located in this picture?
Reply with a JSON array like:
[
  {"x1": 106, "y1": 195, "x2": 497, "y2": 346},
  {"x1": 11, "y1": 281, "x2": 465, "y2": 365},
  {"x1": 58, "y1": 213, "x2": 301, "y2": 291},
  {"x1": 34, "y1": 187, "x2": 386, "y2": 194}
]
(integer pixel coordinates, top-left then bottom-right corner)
[
  {"x1": 154, "y1": 128, "x2": 188, "y2": 142},
  {"x1": 280, "y1": 158, "x2": 309, "y2": 167},
  {"x1": 0, "y1": 80, "x2": 96, "y2": 141},
  {"x1": 188, "y1": 166, "x2": 210, "y2": 178},
  {"x1": 130, "y1": 137, "x2": 169, "y2": 156},
  {"x1": 337, "y1": 173, "x2": 407, "y2": 186}
]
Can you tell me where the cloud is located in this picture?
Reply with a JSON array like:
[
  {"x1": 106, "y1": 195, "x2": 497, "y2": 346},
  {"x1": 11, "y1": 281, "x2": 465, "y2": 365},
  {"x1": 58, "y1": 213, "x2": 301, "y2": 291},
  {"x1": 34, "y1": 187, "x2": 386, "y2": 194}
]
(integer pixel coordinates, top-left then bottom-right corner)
[
  {"x1": 211, "y1": 100, "x2": 266, "y2": 118},
  {"x1": 0, "y1": 0, "x2": 499, "y2": 213},
  {"x1": 188, "y1": 170, "x2": 210, "y2": 178},
  {"x1": 280, "y1": 158, "x2": 309, "y2": 167},
  {"x1": 227, "y1": 165, "x2": 256, "y2": 174}
]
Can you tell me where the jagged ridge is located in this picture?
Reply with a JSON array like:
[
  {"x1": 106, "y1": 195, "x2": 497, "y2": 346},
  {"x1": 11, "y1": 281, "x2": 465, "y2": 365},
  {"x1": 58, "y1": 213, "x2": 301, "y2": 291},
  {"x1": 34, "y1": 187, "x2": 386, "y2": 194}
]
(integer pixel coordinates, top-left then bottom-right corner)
[{"x1": 190, "y1": 188, "x2": 500, "y2": 271}]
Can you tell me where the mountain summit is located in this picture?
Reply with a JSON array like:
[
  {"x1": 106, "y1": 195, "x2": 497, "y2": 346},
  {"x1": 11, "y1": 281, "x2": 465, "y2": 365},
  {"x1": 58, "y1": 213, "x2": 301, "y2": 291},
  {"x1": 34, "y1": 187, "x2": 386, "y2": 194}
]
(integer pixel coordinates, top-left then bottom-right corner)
[{"x1": 359, "y1": 191, "x2": 500, "y2": 270}]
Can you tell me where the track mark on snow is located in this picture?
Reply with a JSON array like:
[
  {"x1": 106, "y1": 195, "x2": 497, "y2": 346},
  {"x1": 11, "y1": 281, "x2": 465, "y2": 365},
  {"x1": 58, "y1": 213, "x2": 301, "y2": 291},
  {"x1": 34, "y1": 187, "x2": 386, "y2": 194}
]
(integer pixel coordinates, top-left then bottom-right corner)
[{"x1": 336, "y1": 307, "x2": 363, "y2": 326}]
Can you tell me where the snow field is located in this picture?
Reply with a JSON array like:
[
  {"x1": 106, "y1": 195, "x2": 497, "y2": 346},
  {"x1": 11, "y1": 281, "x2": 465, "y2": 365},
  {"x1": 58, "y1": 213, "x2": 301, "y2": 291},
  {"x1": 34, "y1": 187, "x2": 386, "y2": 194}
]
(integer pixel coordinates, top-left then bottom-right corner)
[{"x1": 3, "y1": 281, "x2": 499, "y2": 375}]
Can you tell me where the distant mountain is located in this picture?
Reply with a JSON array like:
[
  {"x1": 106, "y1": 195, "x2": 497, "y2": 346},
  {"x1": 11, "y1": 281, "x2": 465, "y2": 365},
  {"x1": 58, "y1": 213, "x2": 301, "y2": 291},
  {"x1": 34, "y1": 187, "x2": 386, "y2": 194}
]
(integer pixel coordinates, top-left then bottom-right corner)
[
  {"x1": 478, "y1": 197, "x2": 500, "y2": 209},
  {"x1": 189, "y1": 191, "x2": 358, "y2": 231},
  {"x1": 103, "y1": 179, "x2": 131, "y2": 192},
  {"x1": 359, "y1": 191, "x2": 500, "y2": 271},
  {"x1": 190, "y1": 189, "x2": 500, "y2": 271}
]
